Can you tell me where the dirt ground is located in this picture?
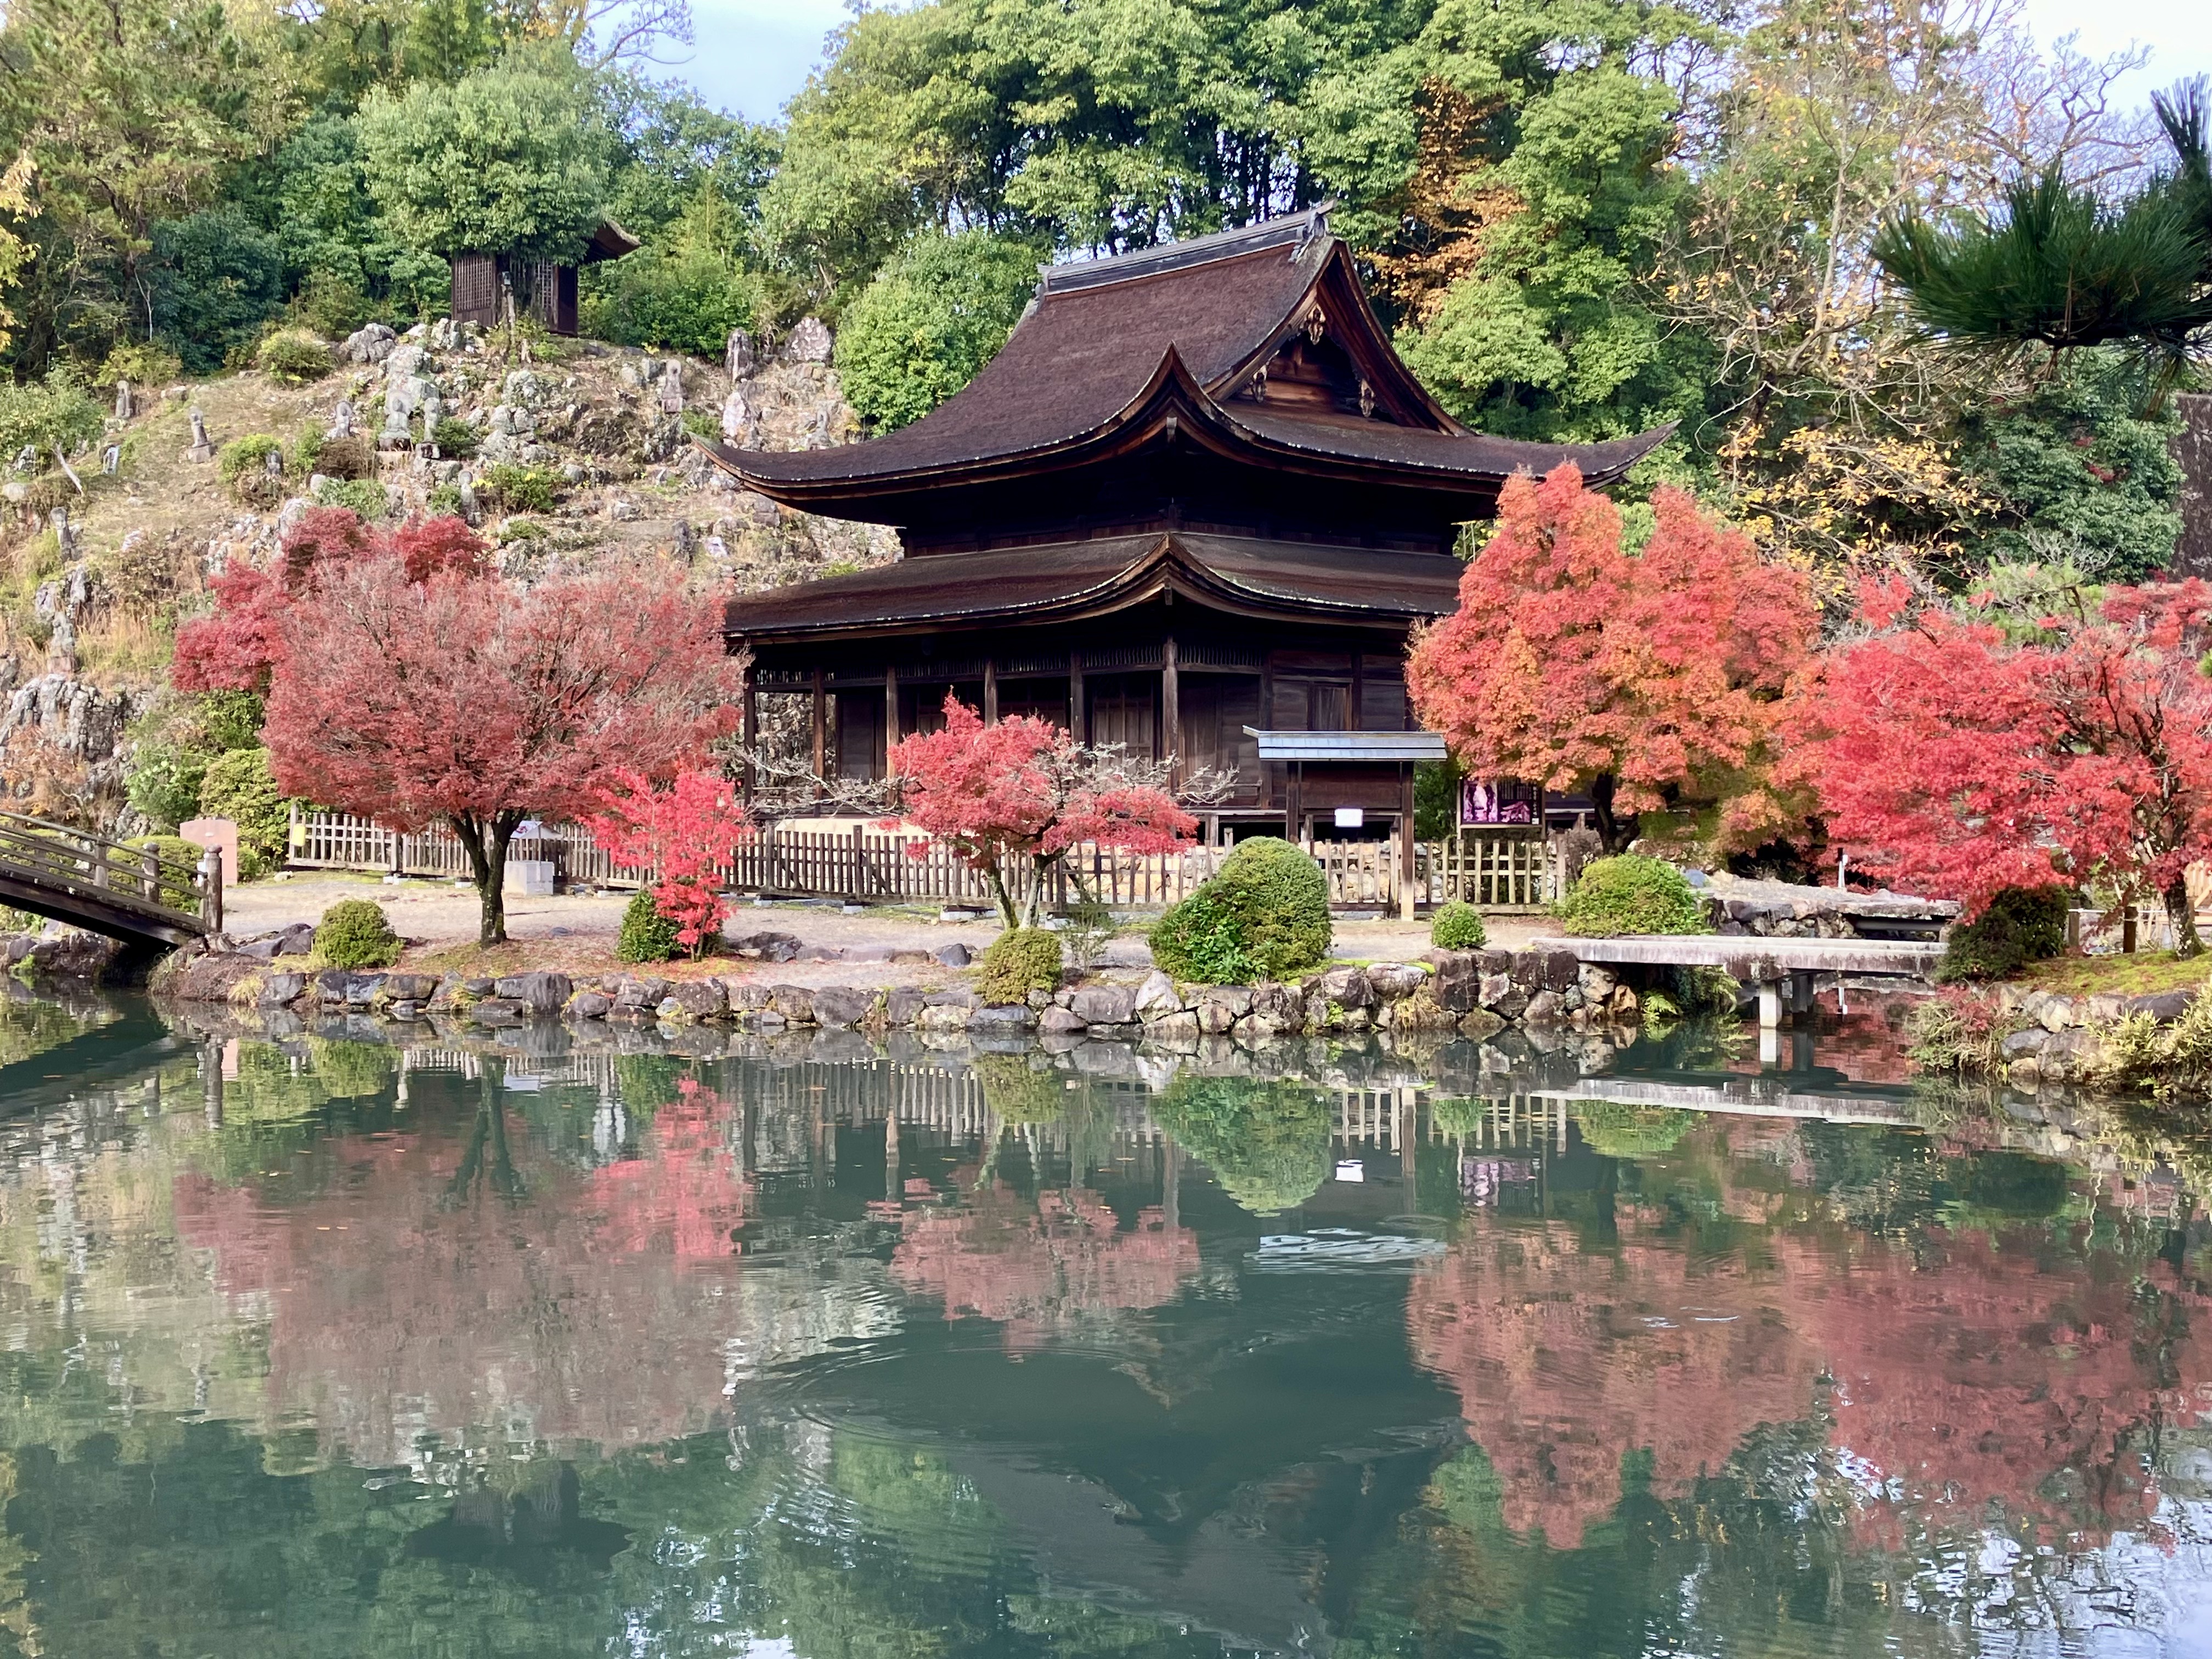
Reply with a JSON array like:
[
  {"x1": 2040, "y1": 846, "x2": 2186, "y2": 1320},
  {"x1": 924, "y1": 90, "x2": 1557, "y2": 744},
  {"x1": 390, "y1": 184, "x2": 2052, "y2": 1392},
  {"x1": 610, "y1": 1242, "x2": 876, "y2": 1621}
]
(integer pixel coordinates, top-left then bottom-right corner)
[{"x1": 222, "y1": 874, "x2": 1555, "y2": 985}]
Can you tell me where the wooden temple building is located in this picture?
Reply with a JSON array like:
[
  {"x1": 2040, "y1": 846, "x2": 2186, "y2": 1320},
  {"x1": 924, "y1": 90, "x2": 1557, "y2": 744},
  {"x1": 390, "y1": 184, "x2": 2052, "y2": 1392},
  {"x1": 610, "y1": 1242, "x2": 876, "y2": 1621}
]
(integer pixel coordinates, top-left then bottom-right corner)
[{"x1": 706, "y1": 209, "x2": 1667, "y2": 849}]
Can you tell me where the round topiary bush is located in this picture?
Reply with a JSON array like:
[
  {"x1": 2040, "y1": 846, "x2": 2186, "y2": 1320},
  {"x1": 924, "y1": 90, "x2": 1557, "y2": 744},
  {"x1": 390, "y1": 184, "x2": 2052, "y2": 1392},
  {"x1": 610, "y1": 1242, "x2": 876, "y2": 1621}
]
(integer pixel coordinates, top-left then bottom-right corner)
[
  {"x1": 977, "y1": 927, "x2": 1062, "y2": 1003},
  {"x1": 1430, "y1": 899, "x2": 1487, "y2": 950},
  {"x1": 1210, "y1": 836, "x2": 1331, "y2": 976},
  {"x1": 1556, "y1": 855, "x2": 1708, "y2": 936},
  {"x1": 617, "y1": 887, "x2": 680, "y2": 963},
  {"x1": 315, "y1": 898, "x2": 402, "y2": 968},
  {"x1": 1936, "y1": 885, "x2": 2069, "y2": 981},
  {"x1": 256, "y1": 329, "x2": 334, "y2": 385},
  {"x1": 1148, "y1": 889, "x2": 1258, "y2": 983}
]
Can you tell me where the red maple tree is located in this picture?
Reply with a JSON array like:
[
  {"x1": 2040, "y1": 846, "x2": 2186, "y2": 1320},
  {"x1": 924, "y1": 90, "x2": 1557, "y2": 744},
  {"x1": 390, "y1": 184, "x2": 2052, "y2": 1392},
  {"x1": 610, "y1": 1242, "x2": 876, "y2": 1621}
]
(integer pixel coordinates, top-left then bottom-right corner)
[
  {"x1": 584, "y1": 768, "x2": 751, "y2": 954},
  {"x1": 173, "y1": 508, "x2": 482, "y2": 693},
  {"x1": 889, "y1": 695, "x2": 1196, "y2": 928},
  {"x1": 264, "y1": 554, "x2": 741, "y2": 944},
  {"x1": 1406, "y1": 465, "x2": 1816, "y2": 850},
  {"x1": 1797, "y1": 576, "x2": 2212, "y2": 948}
]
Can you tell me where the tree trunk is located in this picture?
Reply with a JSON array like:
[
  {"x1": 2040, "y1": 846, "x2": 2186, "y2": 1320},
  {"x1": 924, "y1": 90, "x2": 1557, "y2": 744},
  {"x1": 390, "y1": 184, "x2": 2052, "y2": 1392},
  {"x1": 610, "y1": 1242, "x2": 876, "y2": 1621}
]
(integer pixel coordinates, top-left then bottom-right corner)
[
  {"x1": 1588, "y1": 774, "x2": 1637, "y2": 855},
  {"x1": 984, "y1": 861, "x2": 1020, "y2": 932},
  {"x1": 450, "y1": 811, "x2": 522, "y2": 945},
  {"x1": 2164, "y1": 872, "x2": 2200, "y2": 958}
]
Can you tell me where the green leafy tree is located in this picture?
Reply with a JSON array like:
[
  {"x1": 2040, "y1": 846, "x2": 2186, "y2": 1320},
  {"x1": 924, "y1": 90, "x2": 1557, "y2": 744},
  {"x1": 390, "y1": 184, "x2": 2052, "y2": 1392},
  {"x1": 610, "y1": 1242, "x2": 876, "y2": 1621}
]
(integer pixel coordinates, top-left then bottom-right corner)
[
  {"x1": 1958, "y1": 348, "x2": 2185, "y2": 580},
  {"x1": 1380, "y1": 0, "x2": 1718, "y2": 442},
  {"x1": 834, "y1": 231, "x2": 1039, "y2": 430},
  {"x1": 357, "y1": 54, "x2": 612, "y2": 258},
  {"x1": 148, "y1": 208, "x2": 286, "y2": 373},
  {"x1": 0, "y1": 0, "x2": 278, "y2": 370}
]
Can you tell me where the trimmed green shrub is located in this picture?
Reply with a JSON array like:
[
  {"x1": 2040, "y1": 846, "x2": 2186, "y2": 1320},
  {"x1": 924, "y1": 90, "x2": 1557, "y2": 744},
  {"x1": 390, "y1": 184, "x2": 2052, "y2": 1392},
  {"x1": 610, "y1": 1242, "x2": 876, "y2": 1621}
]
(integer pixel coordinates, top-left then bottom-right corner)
[
  {"x1": 1556, "y1": 855, "x2": 1707, "y2": 936},
  {"x1": 1936, "y1": 885, "x2": 2069, "y2": 981},
  {"x1": 977, "y1": 928, "x2": 1062, "y2": 1003},
  {"x1": 1148, "y1": 890, "x2": 1257, "y2": 983},
  {"x1": 431, "y1": 416, "x2": 478, "y2": 457},
  {"x1": 315, "y1": 477, "x2": 388, "y2": 518},
  {"x1": 1212, "y1": 837, "x2": 1331, "y2": 977},
  {"x1": 617, "y1": 887, "x2": 680, "y2": 963},
  {"x1": 219, "y1": 434, "x2": 286, "y2": 507},
  {"x1": 1431, "y1": 900, "x2": 1487, "y2": 950},
  {"x1": 256, "y1": 330, "x2": 334, "y2": 385},
  {"x1": 123, "y1": 834, "x2": 202, "y2": 910},
  {"x1": 479, "y1": 464, "x2": 560, "y2": 513},
  {"x1": 315, "y1": 899, "x2": 402, "y2": 969},
  {"x1": 218, "y1": 434, "x2": 283, "y2": 481},
  {"x1": 198, "y1": 747, "x2": 291, "y2": 878}
]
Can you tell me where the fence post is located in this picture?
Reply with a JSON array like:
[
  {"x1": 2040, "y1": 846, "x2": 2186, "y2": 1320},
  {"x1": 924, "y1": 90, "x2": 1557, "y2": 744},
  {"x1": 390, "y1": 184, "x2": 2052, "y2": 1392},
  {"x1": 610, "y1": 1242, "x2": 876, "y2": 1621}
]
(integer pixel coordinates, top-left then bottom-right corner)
[{"x1": 198, "y1": 846, "x2": 223, "y2": 934}]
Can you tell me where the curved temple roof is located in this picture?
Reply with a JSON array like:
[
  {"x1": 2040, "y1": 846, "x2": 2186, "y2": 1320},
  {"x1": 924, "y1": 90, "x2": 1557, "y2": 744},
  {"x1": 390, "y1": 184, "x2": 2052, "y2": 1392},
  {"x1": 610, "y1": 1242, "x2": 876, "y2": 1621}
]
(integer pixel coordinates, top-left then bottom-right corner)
[
  {"x1": 701, "y1": 208, "x2": 1671, "y2": 522},
  {"x1": 721, "y1": 532, "x2": 1465, "y2": 644}
]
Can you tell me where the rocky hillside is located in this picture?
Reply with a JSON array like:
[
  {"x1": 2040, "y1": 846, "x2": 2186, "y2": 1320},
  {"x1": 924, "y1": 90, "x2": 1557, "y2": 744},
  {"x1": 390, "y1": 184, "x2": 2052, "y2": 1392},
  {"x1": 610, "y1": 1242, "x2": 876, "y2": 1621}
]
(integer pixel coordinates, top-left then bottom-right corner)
[{"x1": 0, "y1": 318, "x2": 894, "y2": 831}]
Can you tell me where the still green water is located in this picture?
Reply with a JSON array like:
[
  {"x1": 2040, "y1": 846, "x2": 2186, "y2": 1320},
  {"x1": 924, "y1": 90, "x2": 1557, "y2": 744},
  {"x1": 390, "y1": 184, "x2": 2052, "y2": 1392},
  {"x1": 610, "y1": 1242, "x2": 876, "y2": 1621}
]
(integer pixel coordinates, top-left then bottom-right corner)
[{"x1": 3, "y1": 985, "x2": 2211, "y2": 1657}]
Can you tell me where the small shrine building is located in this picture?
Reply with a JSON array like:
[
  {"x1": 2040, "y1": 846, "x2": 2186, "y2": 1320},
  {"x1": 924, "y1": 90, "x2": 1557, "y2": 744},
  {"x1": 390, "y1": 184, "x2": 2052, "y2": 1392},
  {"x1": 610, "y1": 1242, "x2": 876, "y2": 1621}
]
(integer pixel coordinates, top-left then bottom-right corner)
[{"x1": 705, "y1": 209, "x2": 1667, "y2": 847}]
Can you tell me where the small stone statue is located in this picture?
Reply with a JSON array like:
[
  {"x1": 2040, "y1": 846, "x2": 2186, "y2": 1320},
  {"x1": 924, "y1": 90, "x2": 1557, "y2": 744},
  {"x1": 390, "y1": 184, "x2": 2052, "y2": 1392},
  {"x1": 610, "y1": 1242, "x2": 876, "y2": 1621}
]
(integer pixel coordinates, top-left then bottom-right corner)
[
  {"x1": 49, "y1": 505, "x2": 73, "y2": 553},
  {"x1": 264, "y1": 449, "x2": 284, "y2": 480},
  {"x1": 10, "y1": 444, "x2": 36, "y2": 473},
  {"x1": 114, "y1": 379, "x2": 133, "y2": 421},
  {"x1": 658, "y1": 360, "x2": 685, "y2": 415},
  {"x1": 100, "y1": 444, "x2": 120, "y2": 475},
  {"x1": 327, "y1": 398, "x2": 354, "y2": 440},
  {"x1": 184, "y1": 408, "x2": 215, "y2": 462},
  {"x1": 725, "y1": 328, "x2": 755, "y2": 380}
]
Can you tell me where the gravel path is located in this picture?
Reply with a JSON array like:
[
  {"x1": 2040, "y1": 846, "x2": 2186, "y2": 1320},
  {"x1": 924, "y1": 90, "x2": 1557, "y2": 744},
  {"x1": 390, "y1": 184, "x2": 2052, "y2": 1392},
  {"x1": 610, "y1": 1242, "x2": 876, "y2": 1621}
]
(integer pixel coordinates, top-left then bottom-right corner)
[{"x1": 221, "y1": 874, "x2": 1553, "y2": 985}]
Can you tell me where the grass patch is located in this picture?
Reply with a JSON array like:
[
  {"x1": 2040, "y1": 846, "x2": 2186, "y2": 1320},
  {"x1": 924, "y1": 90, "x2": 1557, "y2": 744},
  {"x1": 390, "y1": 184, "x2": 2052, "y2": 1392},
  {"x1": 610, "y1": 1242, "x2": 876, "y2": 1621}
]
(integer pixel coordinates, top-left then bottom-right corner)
[{"x1": 2013, "y1": 951, "x2": 2212, "y2": 998}]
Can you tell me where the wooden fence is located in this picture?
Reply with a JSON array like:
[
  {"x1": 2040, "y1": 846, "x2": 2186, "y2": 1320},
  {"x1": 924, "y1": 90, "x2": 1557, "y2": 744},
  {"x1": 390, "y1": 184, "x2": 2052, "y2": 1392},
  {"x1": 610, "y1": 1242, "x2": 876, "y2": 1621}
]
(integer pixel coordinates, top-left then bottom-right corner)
[{"x1": 287, "y1": 809, "x2": 1558, "y2": 913}]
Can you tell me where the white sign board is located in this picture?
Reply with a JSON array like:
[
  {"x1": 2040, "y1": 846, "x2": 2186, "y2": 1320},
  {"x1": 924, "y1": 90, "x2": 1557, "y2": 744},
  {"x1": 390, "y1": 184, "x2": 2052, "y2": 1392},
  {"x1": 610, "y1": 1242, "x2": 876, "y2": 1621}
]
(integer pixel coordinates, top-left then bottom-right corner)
[{"x1": 1333, "y1": 807, "x2": 1364, "y2": 829}]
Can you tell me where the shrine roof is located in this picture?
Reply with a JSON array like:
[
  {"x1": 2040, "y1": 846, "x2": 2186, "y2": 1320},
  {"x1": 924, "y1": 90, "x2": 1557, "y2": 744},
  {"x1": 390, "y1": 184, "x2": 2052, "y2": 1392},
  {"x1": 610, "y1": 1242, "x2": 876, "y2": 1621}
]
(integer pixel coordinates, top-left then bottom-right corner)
[
  {"x1": 722, "y1": 532, "x2": 1465, "y2": 644},
  {"x1": 701, "y1": 209, "x2": 1671, "y2": 512}
]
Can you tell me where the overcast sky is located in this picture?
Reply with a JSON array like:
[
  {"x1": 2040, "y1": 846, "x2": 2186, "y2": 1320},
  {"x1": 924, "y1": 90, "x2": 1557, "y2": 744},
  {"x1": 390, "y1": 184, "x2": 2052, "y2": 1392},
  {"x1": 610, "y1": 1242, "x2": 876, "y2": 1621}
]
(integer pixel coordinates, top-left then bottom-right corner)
[{"x1": 680, "y1": 0, "x2": 2208, "y2": 128}]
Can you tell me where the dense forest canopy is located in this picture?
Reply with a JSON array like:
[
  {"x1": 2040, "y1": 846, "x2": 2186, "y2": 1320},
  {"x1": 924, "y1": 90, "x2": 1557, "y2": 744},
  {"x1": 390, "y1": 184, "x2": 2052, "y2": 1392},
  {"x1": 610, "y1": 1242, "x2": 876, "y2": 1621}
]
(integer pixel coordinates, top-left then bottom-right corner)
[{"x1": 0, "y1": 0, "x2": 2198, "y2": 587}]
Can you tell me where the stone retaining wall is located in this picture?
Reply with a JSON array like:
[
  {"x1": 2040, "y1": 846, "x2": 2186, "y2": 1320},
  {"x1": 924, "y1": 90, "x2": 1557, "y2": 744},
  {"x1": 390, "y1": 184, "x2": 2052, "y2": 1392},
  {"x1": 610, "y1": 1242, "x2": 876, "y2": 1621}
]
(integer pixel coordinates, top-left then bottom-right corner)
[{"x1": 157, "y1": 946, "x2": 1648, "y2": 1042}]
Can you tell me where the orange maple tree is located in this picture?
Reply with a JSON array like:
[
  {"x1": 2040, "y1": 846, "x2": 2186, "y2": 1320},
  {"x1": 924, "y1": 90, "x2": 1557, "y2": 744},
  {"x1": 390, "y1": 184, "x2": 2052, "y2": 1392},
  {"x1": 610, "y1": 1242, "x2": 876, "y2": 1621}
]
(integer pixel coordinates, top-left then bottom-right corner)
[{"x1": 1406, "y1": 464, "x2": 1816, "y2": 850}]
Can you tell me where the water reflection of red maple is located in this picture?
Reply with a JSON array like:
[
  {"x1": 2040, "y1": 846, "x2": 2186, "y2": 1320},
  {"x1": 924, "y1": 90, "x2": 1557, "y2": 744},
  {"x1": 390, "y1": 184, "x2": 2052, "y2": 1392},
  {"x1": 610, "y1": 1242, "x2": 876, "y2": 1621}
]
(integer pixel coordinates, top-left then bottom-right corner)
[
  {"x1": 1409, "y1": 1206, "x2": 2212, "y2": 1548},
  {"x1": 891, "y1": 1183, "x2": 1199, "y2": 1351},
  {"x1": 171, "y1": 1081, "x2": 753, "y2": 1462}
]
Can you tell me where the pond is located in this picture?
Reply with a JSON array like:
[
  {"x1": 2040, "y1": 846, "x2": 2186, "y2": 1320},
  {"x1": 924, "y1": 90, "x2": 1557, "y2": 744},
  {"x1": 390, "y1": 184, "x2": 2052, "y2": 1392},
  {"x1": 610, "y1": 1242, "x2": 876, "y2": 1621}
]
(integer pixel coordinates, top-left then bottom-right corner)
[{"x1": 3, "y1": 984, "x2": 2211, "y2": 1656}]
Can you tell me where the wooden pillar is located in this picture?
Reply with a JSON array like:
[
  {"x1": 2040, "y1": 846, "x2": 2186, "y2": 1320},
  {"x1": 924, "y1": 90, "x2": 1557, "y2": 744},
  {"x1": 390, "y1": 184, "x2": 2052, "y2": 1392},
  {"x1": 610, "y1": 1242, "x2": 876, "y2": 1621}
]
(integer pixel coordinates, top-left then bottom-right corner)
[
  {"x1": 1161, "y1": 636, "x2": 1180, "y2": 780},
  {"x1": 983, "y1": 656, "x2": 998, "y2": 724},
  {"x1": 1351, "y1": 652, "x2": 1364, "y2": 731},
  {"x1": 810, "y1": 668, "x2": 826, "y2": 793},
  {"x1": 884, "y1": 663, "x2": 900, "y2": 748},
  {"x1": 1399, "y1": 761, "x2": 1417, "y2": 921},
  {"x1": 740, "y1": 662, "x2": 758, "y2": 804},
  {"x1": 1068, "y1": 651, "x2": 1085, "y2": 742},
  {"x1": 1287, "y1": 760, "x2": 1302, "y2": 845}
]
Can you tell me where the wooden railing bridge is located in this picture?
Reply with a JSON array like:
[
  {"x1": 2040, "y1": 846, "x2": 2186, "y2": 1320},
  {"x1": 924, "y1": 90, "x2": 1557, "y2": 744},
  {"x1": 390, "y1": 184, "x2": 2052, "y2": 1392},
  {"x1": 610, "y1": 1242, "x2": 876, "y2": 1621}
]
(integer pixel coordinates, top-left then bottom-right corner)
[{"x1": 0, "y1": 810, "x2": 220, "y2": 949}]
